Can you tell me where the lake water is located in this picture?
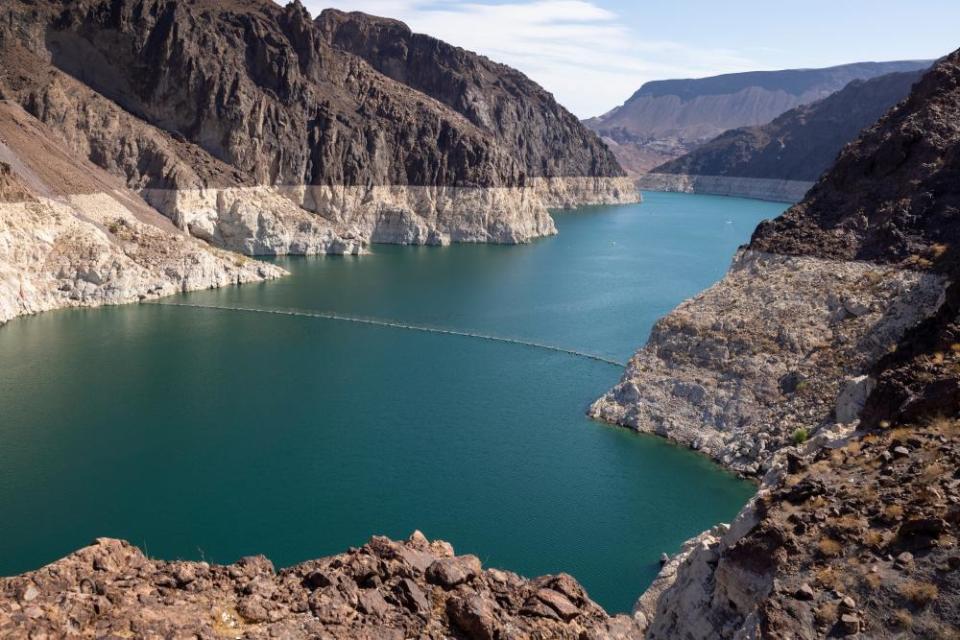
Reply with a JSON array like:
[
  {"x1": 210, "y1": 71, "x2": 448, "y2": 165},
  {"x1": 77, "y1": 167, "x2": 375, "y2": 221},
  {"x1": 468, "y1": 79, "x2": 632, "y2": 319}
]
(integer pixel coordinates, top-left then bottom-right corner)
[{"x1": 0, "y1": 192, "x2": 786, "y2": 612}]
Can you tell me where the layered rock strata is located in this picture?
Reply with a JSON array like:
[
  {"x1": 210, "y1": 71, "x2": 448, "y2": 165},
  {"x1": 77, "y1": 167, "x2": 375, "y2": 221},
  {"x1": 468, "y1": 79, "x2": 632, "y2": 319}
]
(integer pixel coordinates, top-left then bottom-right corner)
[
  {"x1": 0, "y1": 534, "x2": 643, "y2": 640},
  {"x1": 0, "y1": 101, "x2": 283, "y2": 324},
  {"x1": 0, "y1": 0, "x2": 636, "y2": 259},
  {"x1": 584, "y1": 61, "x2": 930, "y2": 177},
  {"x1": 590, "y1": 250, "x2": 945, "y2": 475}
]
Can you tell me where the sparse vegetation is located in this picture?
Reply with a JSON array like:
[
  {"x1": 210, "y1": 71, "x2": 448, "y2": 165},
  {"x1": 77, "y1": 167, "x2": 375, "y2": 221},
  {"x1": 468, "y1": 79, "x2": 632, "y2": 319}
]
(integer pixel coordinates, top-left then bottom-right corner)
[
  {"x1": 792, "y1": 427, "x2": 810, "y2": 445},
  {"x1": 893, "y1": 608, "x2": 913, "y2": 629},
  {"x1": 899, "y1": 580, "x2": 939, "y2": 606},
  {"x1": 884, "y1": 504, "x2": 904, "y2": 521},
  {"x1": 864, "y1": 571, "x2": 883, "y2": 590},
  {"x1": 817, "y1": 537, "x2": 843, "y2": 558},
  {"x1": 815, "y1": 601, "x2": 839, "y2": 626},
  {"x1": 815, "y1": 566, "x2": 842, "y2": 589}
]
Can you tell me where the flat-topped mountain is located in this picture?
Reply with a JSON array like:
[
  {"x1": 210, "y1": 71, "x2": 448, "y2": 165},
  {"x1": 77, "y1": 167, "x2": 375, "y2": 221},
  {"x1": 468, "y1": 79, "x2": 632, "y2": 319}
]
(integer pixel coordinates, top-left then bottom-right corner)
[
  {"x1": 638, "y1": 68, "x2": 925, "y2": 202},
  {"x1": 585, "y1": 60, "x2": 931, "y2": 175},
  {"x1": 653, "y1": 69, "x2": 925, "y2": 182}
]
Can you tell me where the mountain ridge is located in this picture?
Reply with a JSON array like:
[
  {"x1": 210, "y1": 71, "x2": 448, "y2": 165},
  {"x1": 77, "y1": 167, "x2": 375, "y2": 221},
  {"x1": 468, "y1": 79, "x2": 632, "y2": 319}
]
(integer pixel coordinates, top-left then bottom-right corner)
[{"x1": 585, "y1": 60, "x2": 932, "y2": 176}]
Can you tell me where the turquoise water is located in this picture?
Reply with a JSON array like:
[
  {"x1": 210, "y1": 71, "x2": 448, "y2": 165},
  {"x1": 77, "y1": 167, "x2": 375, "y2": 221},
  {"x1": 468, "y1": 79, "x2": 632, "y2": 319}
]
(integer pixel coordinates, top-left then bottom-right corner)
[{"x1": 0, "y1": 192, "x2": 785, "y2": 612}]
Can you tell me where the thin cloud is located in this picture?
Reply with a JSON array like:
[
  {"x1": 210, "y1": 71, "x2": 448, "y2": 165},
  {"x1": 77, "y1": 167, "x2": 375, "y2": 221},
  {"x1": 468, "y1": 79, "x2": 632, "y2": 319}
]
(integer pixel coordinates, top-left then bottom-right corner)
[{"x1": 307, "y1": 1, "x2": 759, "y2": 118}]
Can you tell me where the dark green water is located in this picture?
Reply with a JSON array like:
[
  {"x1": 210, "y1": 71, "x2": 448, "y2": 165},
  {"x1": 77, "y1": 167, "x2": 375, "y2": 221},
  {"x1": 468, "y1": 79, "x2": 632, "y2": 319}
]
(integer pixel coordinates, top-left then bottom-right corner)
[{"x1": 0, "y1": 192, "x2": 785, "y2": 612}]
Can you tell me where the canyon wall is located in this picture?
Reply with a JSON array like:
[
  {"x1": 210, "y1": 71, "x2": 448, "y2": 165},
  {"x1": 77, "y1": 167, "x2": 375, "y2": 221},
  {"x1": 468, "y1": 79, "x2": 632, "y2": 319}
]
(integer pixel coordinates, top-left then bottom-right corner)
[
  {"x1": 0, "y1": 0, "x2": 636, "y2": 323},
  {"x1": 0, "y1": 101, "x2": 283, "y2": 324},
  {"x1": 0, "y1": 0, "x2": 636, "y2": 259},
  {"x1": 600, "y1": 48, "x2": 960, "y2": 638}
]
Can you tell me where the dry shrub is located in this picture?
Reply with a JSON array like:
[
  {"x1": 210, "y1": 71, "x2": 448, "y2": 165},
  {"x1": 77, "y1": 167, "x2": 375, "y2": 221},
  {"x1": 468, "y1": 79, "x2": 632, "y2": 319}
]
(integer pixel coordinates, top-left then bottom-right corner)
[
  {"x1": 893, "y1": 608, "x2": 913, "y2": 629},
  {"x1": 817, "y1": 537, "x2": 843, "y2": 558},
  {"x1": 930, "y1": 243, "x2": 949, "y2": 258},
  {"x1": 864, "y1": 572, "x2": 883, "y2": 590},
  {"x1": 884, "y1": 504, "x2": 904, "y2": 520},
  {"x1": 815, "y1": 566, "x2": 840, "y2": 589},
  {"x1": 925, "y1": 414, "x2": 959, "y2": 435},
  {"x1": 899, "y1": 580, "x2": 939, "y2": 606},
  {"x1": 815, "y1": 601, "x2": 839, "y2": 626},
  {"x1": 863, "y1": 529, "x2": 885, "y2": 548}
]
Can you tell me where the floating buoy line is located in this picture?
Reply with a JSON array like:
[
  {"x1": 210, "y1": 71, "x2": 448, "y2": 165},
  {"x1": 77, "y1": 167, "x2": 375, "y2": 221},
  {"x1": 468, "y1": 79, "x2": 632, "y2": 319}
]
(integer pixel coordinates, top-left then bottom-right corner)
[{"x1": 153, "y1": 301, "x2": 627, "y2": 368}]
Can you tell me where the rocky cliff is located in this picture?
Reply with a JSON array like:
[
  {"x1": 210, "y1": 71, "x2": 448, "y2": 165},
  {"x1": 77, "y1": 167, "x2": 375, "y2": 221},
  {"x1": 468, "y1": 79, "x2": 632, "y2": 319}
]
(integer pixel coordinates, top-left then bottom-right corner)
[
  {"x1": 0, "y1": 0, "x2": 635, "y2": 258},
  {"x1": 0, "y1": 534, "x2": 643, "y2": 639},
  {"x1": 0, "y1": 100, "x2": 284, "y2": 324},
  {"x1": 0, "y1": 0, "x2": 636, "y2": 323},
  {"x1": 640, "y1": 69, "x2": 925, "y2": 202},
  {"x1": 585, "y1": 61, "x2": 930, "y2": 177},
  {"x1": 596, "y1": 49, "x2": 960, "y2": 638}
]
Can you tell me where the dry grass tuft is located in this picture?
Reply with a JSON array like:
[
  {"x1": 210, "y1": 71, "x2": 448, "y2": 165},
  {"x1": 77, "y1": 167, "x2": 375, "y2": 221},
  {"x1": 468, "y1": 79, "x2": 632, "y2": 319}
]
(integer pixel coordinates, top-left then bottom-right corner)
[
  {"x1": 817, "y1": 537, "x2": 843, "y2": 558},
  {"x1": 899, "y1": 580, "x2": 939, "y2": 607},
  {"x1": 893, "y1": 608, "x2": 913, "y2": 629},
  {"x1": 815, "y1": 601, "x2": 839, "y2": 627},
  {"x1": 815, "y1": 566, "x2": 840, "y2": 589}
]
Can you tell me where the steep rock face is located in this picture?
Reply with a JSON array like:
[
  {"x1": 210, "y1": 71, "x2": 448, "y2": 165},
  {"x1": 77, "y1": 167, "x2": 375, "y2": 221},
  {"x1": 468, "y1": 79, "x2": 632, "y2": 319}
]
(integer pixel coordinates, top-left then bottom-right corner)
[
  {"x1": 590, "y1": 250, "x2": 944, "y2": 475},
  {"x1": 643, "y1": 70, "x2": 924, "y2": 202},
  {"x1": 0, "y1": 100, "x2": 283, "y2": 324},
  {"x1": 0, "y1": 534, "x2": 644, "y2": 639},
  {"x1": 585, "y1": 61, "x2": 930, "y2": 177},
  {"x1": 0, "y1": 0, "x2": 635, "y2": 256},
  {"x1": 317, "y1": 9, "x2": 624, "y2": 180},
  {"x1": 616, "y1": 50, "x2": 960, "y2": 639}
]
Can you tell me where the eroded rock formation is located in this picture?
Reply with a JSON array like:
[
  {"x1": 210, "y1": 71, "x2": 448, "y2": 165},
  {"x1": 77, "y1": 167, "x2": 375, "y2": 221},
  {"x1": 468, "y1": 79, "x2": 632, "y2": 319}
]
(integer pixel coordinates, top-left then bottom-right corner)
[
  {"x1": 0, "y1": 0, "x2": 635, "y2": 260},
  {"x1": 0, "y1": 533, "x2": 643, "y2": 639},
  {"x1": 0, "y1": 100, "x2": 284, "y2": 324},
  {"x1": 603, "y1": 49, "x2": 960, "y2": 638}
]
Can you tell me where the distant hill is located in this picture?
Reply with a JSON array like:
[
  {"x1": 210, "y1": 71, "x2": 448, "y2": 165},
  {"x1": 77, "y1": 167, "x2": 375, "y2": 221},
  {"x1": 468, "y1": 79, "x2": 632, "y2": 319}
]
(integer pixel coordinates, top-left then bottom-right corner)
[
  {"x1": 653, "y1": 69, "x2": 926, "y2": 182},
  {"x1": 585, "y1": 60, "x2": 932, "y2": 175}
]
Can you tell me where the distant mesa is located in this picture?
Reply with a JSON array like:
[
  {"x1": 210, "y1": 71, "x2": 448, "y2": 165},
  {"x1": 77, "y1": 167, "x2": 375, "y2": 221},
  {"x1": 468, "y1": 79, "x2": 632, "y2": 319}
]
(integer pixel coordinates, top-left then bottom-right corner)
[{"x1": 585, "y1": 60, "x2": 931, "y2": 177}]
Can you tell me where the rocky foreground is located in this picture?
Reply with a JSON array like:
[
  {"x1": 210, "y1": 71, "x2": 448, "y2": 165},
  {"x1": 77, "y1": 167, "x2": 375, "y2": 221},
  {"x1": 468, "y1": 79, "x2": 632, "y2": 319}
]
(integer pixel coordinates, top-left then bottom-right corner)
[{"x1": 0, "y1": 534, "x2": 642, "y2": 640}]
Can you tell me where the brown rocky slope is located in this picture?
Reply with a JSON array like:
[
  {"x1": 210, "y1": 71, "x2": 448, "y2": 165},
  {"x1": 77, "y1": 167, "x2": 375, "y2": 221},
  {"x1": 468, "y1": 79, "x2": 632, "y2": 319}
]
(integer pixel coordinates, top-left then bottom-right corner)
[
  {"x1": 0, "y1": 99, "x2": 284, "y2": 324},
  {"x1": 605, "y1": 49, "x2": 960, "y2": 638},
  {"x1": 0, "y1": 533, "x2": 643, "y2": 639}
]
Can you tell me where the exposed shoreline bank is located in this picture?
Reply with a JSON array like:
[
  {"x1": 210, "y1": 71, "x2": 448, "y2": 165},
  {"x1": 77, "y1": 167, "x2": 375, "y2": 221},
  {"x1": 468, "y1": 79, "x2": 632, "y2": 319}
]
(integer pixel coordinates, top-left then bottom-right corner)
[{"x1": 636, "y1": 173, "x2": 814, "y2": 204}]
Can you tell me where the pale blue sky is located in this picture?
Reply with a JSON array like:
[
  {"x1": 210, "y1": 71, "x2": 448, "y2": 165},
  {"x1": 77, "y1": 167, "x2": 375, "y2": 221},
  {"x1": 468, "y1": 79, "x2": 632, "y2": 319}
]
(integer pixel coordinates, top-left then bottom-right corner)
[{"x1": 309, "y1": 1, "x2": 959, "y2": 117}]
